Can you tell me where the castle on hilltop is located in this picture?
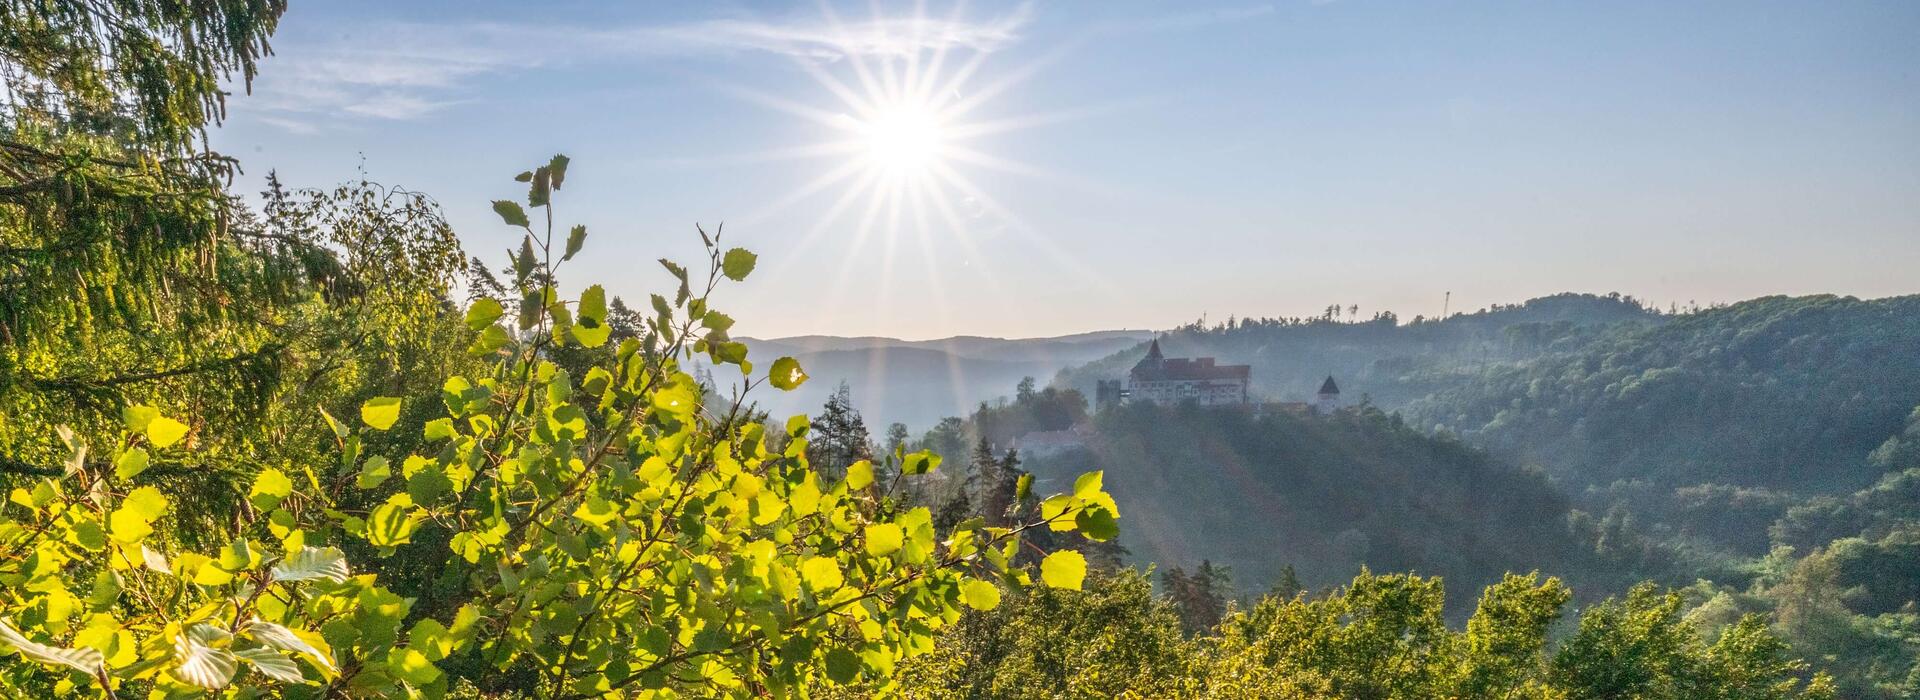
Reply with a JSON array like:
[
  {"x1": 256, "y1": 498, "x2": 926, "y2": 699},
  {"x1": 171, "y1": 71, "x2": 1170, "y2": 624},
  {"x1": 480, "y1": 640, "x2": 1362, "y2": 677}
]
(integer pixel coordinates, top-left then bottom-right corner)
[
  {"x1": 1099, "y1": 338, "x2": 1251, "y2": 406},
  {"x1": 1096, "y1": 338, "x2": 1344, "y2": 413}
]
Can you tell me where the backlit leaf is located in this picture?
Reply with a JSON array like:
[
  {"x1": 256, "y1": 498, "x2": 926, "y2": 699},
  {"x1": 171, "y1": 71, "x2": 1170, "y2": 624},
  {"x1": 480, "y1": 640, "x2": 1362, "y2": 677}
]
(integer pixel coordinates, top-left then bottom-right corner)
[
  {"x1": 147, "y1": 415, "x2": 190, "y2": 447},
  {"x1": 769, "y1": 356, "x2": 808, "y2": 391},
  {"x1": 492, "y1": 199, "x2": 530, "y2": 227},
  {"x1": 1041, "y1": 550, "x2": 1087, "y2": 590},
  {"x1": 360, "y1": 397, "x2": 401, "y2": 430},
  {"x1": 116, "y1": 447, "x2": 150, "y2": 480},
  {"x1": 564, "y1": 224, "x2": 586, "y2": 260},
  {"x1": 722, "y1": 247, "x2": 757, "y2": 281},
  {"x1": 962, "y1": 579, "x2": 1002, "y2": 611},
  {"x1": 800, "y1": 556, "x2": 843, "y2": 592},
  {"x1": 464, "y1": 299, "x2": 503, "y2": 331},
  {"x1": 864, "y1": 523, "x2": 903, "y2": 556},
  {"x1": 902, "y1": 450, "x2": 940, "y2": 475},
  {"x1": 845, "y1": 461, "x2": 874, "y2": 490}
]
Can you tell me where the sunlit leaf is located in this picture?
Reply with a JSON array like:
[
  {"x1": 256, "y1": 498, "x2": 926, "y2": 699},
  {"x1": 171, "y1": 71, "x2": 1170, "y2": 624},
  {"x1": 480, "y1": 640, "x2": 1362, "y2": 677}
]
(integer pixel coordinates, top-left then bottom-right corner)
[
  {"x1": 245, "y1": 620, "x2": 334, "y2": 675},
  {"x1": 962, "y1": 579, "x2": 1002, "y2": 611},
  {"x1": 770, "y1": 356, "x2": 808, "y2": 390},
  {"x1": 864, "y1": 523, "x2": 903, "y2": 556},
  {"x1": 464, "y1": 298, "x2": 504, "y2": 331},
  {"x1": 249, "y1": 468, "x2": 293, "y2": 510},
  {"x1": 234, "y1": 646, "x2": 306, "y2": 683},
  {"x1": 115, "y1": 447, "x2": 150, "y2": 480},
  {"x1": 360, "y1": 397, "x2": 402, "y2": 430},
  {"x1": 0, "y1": 618, "x2": 104, "y2": 675},
  {"x1": 800, "y1": 556, "x2": 843, "y2": 592},
  {"x1": 147, "y1": 415, "x2": 190, "y2": 447},
  {"x1": 173, "y1": 624, "x2": 239, "y2": 689},
  {"x1": 1041, "y1": 550, "x2": 1087, "y2": 590},
  {"x1": 271, "y1": 547, "x2": 349, "y2": 583}
]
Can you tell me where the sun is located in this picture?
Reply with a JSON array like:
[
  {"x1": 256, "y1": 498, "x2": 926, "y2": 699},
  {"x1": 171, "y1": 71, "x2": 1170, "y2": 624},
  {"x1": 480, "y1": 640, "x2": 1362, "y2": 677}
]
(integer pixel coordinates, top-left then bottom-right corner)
[
  {"x1": 718, "y1": 2, "x2": 1119, "y2": 310},
  {"x1": 851, "y1": 99, "x2": 950, "y2": 179}
]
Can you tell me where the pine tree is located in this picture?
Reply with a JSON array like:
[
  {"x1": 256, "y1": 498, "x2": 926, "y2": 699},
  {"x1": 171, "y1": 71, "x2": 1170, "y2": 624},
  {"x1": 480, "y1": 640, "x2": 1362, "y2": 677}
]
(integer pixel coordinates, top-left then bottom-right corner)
[
  {"x1": 885, "y1": 421, "x2": 911, "y2": 457},
  {"x1": 808, "y1": 382, "x2": 874, "y2": 479},
  {"x1": 965, "y1": 439, "x2": 1025, "y2": 525},
  {"x1": 1163, "y1": 560, "x2": 1233, "y2": 636}
]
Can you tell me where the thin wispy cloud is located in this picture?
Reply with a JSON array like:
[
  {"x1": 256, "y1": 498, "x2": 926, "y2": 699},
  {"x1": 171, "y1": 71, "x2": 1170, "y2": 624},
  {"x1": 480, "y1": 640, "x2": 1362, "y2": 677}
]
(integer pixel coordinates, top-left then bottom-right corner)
[{"x1": 239, "y1": 7, "x2": 1032, "y2": 132}]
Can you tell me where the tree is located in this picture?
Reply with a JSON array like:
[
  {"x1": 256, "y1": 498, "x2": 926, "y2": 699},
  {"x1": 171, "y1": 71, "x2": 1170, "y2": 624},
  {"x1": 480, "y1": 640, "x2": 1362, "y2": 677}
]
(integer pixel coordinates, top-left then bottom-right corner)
[
  {"x1": 1162, "y1": 560, "x2": 1232, "y2": 636},
  {"x1": 809, "y1": 382, "x2": 874, "y2": 480},
  {"x1": 0, "y1": 0, "x2": 468, "y2": 533},
  {"x1": 849, "y1": 570, "x2": 1189, "y2": 700},
  {"x1": 965, "y1": 439, "x2": 1023, "y2": 526},
  {"x1": 1268, "y1": 565, "x2": 1304, "y2": 600},
  {"x1": 0, "y1": 156, "x2": 1124, "y2": 697},
  {"x1": 884, "y1": 422, "x2": 911, "y2": 458}
]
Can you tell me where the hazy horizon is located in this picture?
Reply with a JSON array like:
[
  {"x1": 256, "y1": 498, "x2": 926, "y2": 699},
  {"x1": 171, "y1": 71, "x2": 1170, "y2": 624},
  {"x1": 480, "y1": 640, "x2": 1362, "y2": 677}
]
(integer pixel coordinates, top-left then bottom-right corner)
[{"x1": 211, "y1": 0, "x2": 1920, "y2": 338}]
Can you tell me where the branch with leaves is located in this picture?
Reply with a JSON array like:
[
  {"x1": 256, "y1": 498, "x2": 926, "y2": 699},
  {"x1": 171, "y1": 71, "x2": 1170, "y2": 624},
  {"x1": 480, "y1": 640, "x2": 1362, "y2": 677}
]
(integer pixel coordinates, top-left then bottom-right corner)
[{"x1": 0, "y1": 155, "x2": 1120, "y2": 698}]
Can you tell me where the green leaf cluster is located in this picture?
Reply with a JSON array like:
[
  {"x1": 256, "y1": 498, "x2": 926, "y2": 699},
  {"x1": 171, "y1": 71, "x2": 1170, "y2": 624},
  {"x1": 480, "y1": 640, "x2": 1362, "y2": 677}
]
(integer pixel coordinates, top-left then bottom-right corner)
[{"x1": 0, "y1": 156, "x2": 1117, "y2": 699}]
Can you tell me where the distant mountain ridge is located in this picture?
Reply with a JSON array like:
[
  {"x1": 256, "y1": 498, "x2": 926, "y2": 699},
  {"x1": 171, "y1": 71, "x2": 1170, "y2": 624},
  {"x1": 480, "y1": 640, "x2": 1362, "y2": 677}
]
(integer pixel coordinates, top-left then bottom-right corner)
[
  {"x1": 1057, "y1": 292, "x2": 1665, "y2": 409},
  {"x1": 733, "y1": 330, "x2": 1154, "y2": 429}
]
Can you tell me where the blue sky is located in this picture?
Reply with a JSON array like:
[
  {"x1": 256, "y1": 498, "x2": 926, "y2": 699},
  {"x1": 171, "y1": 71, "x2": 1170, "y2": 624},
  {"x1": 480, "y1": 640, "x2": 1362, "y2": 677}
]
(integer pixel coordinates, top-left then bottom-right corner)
[{"x1": 212, "y1": 0, "x2": 1920, "y2": 339}]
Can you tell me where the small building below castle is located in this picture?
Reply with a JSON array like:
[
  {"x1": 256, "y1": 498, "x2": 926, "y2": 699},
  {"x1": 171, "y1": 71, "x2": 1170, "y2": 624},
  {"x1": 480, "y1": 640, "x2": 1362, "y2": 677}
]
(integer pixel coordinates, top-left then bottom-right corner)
[
  {"x1": 1316, "y1": 375, "x2": 1341, "y2": 414},
  {"x1": 1120, "y1": 339, "x2": 1251, "y2": 406}
]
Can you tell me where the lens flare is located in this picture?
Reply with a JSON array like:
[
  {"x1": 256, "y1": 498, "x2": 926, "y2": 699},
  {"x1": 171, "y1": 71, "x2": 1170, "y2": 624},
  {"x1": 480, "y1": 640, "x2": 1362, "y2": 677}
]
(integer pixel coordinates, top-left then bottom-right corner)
[{"x1": 855, "y1": 101, "x2": 948, "y2": 178}]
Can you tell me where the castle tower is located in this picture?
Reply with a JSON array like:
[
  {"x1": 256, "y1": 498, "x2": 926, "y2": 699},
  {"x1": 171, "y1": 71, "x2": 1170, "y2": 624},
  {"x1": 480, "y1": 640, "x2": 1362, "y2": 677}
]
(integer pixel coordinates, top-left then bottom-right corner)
[
  {"x1": 1316, "y1": 375, "x2": 1341, "y2": 414},
  {"x1": 1135, "y1": 337, "x2": 1165, "y2": 371}
]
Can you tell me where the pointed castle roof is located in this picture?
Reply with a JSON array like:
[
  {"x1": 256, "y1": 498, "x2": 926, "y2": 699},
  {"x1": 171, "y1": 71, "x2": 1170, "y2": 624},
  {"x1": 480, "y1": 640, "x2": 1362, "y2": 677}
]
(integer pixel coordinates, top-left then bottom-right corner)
[
  {"x1": 1319, "y1": 375, "x2": 1340, "y2": 395},
  {"x1": 1129, "y1": 338, "x2": 1250, "y2": 383},
  {"x1": 1132, "y1": 338, "x2": 1166, "y2": 374}
]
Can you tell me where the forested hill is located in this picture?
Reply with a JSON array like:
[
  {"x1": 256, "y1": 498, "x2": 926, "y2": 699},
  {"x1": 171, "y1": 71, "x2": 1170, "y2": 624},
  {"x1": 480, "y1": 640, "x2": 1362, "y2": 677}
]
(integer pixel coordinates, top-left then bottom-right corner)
[
  {"x1": 1404, "y1": 294, "x2": 1920, "y2": 493},
  {"x1": 1016, "y1": 403, "x2": 1637, "y2": 613},
  {"x1": 1056, "y1": 293, "x2": 1662, "y2": 408}
]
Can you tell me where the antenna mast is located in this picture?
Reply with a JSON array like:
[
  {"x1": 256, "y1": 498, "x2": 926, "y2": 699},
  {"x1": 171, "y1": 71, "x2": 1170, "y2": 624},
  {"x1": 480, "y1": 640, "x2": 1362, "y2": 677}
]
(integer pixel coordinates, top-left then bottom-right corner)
[{"x1": 1442, "y1": 291, "x2": 1451, "y2": 319}]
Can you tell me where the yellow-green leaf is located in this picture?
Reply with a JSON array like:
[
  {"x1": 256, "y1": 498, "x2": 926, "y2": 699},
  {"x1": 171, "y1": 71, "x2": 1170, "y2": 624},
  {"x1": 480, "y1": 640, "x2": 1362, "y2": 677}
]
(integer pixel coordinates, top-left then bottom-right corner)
[
  {"x1": 962, "y1": 579, "x2": 1002, "y2": 611},
  {"x1": 864, "y1": 523, "x2": 903, "y2": 557},
  {"x1": 464, "y1": 299, "x2": 503, "y2": 331},
  {"x1": 249, "y1": 468, "x2": 294, "y2": 510},
  {"x1": 800, "y1": 556, "x2": 843, "y2": 593},
  {"x1": 769, "y1": 356, "x2": 808, "y2": 390},
  {"x1": 721, "y1": 248, "x2": 757, "y2": 281},
  {"x1": 121, "y1": 405, "x2": 158, "y2": 432},
  {"x1": 124, "y1": 486, "x2": 169, "y2": 520},
  {"x1": 902, "y1": 450, "x2": 940, "y2": 475},
  {"x1": 1040, "y1": 550, "x2": 1087, "y2": 590},
  {"x1": 115, "y1": 447, "x2": 150, "y2": 481},
  {"x1": 360, "y1": 397, "x2": 402, "y2": 430},
  {"x1": 844, "y1": 461, "x2": 874, "y2": 490},
  {"x1": 147, "y1": 416, "x2": 189, "y2": 448}
]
